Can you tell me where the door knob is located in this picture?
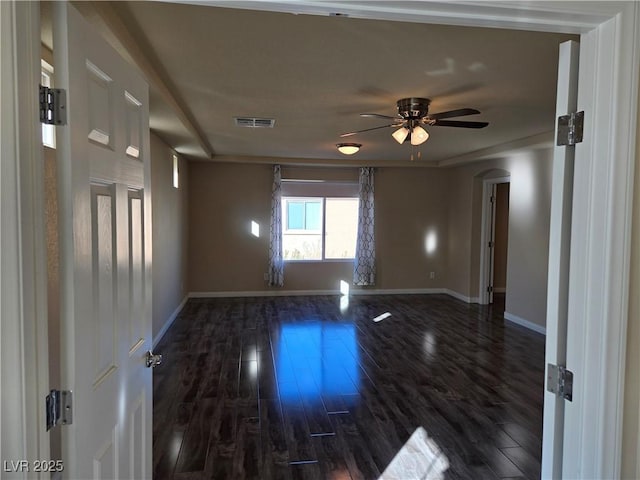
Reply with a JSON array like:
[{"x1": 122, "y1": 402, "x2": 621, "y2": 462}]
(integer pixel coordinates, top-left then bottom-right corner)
[{"x1": 145, "y1": 350, "x2": 162, "y2": 368}]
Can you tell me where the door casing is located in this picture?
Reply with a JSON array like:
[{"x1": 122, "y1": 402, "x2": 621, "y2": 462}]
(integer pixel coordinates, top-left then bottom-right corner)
[{"x1": 4, "y1": 2, "x2": 639, "y2": 479}]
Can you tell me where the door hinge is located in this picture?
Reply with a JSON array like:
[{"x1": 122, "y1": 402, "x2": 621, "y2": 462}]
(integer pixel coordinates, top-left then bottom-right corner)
[
  {"x1": 546, "y1": 364, "x2": 573, "y2": 401},
  {"x1": 39, "y1": 85, "x2": 67, "y2": 125},
  {"x1": 490, "y1": 195, "x2": 495, "y2": 204},
  {"x1": 487, "y1": 285, "x2": 493, "y2": 293},
  {"x1": 46, "y1": 390, "x2": 73, "y2": 431},
  {"x1": 556, "y1": 111, "x2": 584, "y2": 146},
  {"x1": 488, "y1": 241, "x2": 493, "y2": 248}
]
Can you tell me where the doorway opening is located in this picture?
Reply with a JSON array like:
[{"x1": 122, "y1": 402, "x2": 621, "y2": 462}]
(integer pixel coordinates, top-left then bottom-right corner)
[
  {"x1": 479, "y1": 174, "x2": 511, "y2": 305},
  {"x1": 492, "y1": 182, "x2": 510, "y2": 307}
]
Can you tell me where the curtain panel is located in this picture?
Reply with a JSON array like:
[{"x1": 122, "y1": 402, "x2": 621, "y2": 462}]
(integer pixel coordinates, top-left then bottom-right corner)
[
  {"x1": 353, "y1": 167, "x2": 376, "y2": 286},
  {"x1": 268, "y1": 164, "x2": 284, "y2": 286}
]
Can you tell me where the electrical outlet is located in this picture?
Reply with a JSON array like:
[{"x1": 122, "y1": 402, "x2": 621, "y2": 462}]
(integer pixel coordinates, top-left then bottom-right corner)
[{"x1": 430, "y1": 271, "x2": 435, "y2": 279}]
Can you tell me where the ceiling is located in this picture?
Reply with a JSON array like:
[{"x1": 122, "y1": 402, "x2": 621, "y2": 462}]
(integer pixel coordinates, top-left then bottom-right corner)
[{"x1": 67, "y1": 2, "x2": 578, "y2": 165}]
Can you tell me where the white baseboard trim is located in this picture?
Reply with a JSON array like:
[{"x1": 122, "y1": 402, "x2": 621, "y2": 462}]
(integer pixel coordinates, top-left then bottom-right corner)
[
  {"x1": 441, "y1": 289, "x2": 480, "y2": 304},
  {"x1": 504, "y1": 311, "x2": 546, "y2": 335},
  {"x1": 189, "y1": 288, "x2": 480, "y2": 303},
  {"x1": 189, "y1": 288, "x2": 449, "y2": 298},
  {"x1": 189, "y1": 289, "x2": 337, "y2": 298},
  {"x1": 153, "y1": 295, "x2": 189, "y2": 348},
  {"x1": 352, "y1": 288, "x2": 443, "y2": 296}
]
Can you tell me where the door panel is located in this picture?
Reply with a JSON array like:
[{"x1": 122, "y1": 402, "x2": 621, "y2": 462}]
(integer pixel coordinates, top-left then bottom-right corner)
[
  {"x1": 129, "y1": 192, "x2": 145, "y2": 353},
  {"x1": 54, "y1": 2, "x2": 152, "y2": 478},
  {"x1": 92, "y1": 186, "x2": 118, "y2": 386}
]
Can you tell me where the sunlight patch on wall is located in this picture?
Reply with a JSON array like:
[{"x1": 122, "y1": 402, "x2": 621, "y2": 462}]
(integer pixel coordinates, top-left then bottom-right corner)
[
  {"x1": 425, "y1": 229, "x2": 438, "y2": 256},
  {"x1": 340, "y1": 280, "x2": 350, "y2": 312},
  {"x1": 172, "y1": 154, "x2": 179, "y2": 188},
  {"x1": 251, "y1": 220, "x2": 260, "y2": 237},
  {"x1": 340, "y1": 280, "x2": 350, "y2": 296},
  {"x1": 510, "y1": 154, "x2": 536, "y2": 206}
]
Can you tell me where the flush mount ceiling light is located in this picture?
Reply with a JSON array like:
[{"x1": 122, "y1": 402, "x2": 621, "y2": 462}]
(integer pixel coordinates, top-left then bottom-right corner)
[{"x1": 336, "y1": 142, "x2": 361, "y2": 155}]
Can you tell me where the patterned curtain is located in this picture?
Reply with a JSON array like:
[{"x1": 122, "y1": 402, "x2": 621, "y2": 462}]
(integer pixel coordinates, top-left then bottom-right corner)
[
  {"x1": 268, "y1": 165, "x2": 284, "y2": 286},
  {"x1": 354, "y1": 167, "x2": 376, "y2": 286}
]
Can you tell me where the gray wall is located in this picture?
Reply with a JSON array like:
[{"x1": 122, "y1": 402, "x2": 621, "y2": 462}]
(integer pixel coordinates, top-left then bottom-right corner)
[
  {"x1": 186, "y1": 150, "x2": 553, "y2": 331},
  {"x1": 445, "y1": 147, "x2": 553, "y2": 328},
  {"x1": 150, "y1": 133, "x2": 189, "y2": 341},
  {"x1": 187, "y1": 162, "x2": 449, "y2": 294}
]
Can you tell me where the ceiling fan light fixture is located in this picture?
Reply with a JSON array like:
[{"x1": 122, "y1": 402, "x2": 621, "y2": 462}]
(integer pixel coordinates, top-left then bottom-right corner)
[
  {"x1": 411, "y1": 125, "x2": 429, "y2": 145},
  {"x1": 336, "y1": 142, "x2": 361, "y2": 155},
  {"x1": 392, "y1": 127, "x2": 410, "y2": 144}
]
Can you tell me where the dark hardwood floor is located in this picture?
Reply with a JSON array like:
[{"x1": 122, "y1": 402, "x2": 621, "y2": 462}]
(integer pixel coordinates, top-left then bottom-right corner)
[{"x1": 153, "y1": 293, "x2": 545, "y2": 479}]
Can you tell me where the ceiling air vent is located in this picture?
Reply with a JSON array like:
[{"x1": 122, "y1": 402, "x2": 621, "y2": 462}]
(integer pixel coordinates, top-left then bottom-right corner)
[{"x1": 234, "y1": 117, "x2": 275, "y2": 128}]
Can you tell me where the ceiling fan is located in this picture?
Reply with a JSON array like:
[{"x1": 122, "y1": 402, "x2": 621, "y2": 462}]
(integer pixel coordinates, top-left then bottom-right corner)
[{"x1": 341, "y1": 97, "x2": 489, "y2": 146}]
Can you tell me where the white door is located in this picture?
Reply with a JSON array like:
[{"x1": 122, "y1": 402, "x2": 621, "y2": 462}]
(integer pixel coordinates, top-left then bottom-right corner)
[
  {"x1": 53, "y1": 2, "x2": 153, "y2": 478},
  {"x1": 540, "y1": 39, "x2": 579, "y2": 479}
]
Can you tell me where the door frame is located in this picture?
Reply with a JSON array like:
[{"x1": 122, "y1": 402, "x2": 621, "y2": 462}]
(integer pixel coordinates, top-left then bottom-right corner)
[
  {"x1": 1, "y1": 1, "x2": 50, "y2": 476},
  {"x1": 479, "y1": 175, "x2": 510, "y2": 305},
  {"x1": 5, "y1": 1, "x2": 639, "y2": 478}
]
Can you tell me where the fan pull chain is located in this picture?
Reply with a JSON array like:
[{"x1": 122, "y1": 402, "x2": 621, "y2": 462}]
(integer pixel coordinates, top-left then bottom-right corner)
[{"x1": 409, "y1": 145, "x2": 422, "y2": 162}]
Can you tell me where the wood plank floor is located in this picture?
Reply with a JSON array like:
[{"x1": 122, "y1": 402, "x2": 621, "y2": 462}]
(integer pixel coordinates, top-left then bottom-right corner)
[{"x1": 153, "y1": 293, "x2": 545, "y2": 479}]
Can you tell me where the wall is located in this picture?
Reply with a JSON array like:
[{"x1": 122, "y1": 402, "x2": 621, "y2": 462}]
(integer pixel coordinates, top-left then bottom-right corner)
[
  {"x1": 446, "y1": 147, "x2": 553, "y2": 328},
  {"x1": 187, "y1": 150, "x2": 552, "y2": 329},
  {"x1": 150, "y1": 133, "x2": 189, "y2": 341},
  {"x1": 375, "y1": 167, "x2": 448, "y2": 290},
  {"x1": 188, "y1": 162, "x2": 449, "y2": 294}
]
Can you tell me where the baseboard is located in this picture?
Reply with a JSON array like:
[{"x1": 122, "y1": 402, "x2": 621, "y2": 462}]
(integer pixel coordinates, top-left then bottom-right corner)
[
  {"x1": 504, "y1": 311, "x2": 546, "y2": 335},
  {"x1": 189, "y1": 288, "x2": 480, "y2": 303},
  {"x1": 352, "y1": 288, "x2": 444, "y2": 296},
  {"x1": 190, "y1": 288, "x2": 450, "y2": 298},
  {"x1": 441, "y1": 289, "x2": 480, "y2": 304},
  {"x1": 153, "y1": 295, "x2": 189, "y2": 348},
  {"x1": 189, "y1": 289, "x2": 338, "y2": 298}
]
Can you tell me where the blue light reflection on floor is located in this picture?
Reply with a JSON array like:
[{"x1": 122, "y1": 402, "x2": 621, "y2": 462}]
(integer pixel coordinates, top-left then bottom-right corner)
[{"x1": 276, "y1": 322, "x2": 360, "y2": 404}]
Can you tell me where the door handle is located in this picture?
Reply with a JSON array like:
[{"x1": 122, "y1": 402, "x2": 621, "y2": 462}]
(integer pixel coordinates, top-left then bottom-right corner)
[{"x1": 145, "y1": 350, "x2": 162, "y2": 368}]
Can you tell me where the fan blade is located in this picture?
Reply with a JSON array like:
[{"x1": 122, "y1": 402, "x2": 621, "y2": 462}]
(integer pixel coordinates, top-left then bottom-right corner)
[
  {"x1": 433, "y1": 119, "x2": 489, "y2": 128},
  {"x1": 360, "y1": 113, "x2": 401, "y2": 120},
  {"x1": 340, "y1": 123, "x2": 404, "y2": 137},
  {"x1": 429, "y1": 108, "x2": 481, "y2": 120}
]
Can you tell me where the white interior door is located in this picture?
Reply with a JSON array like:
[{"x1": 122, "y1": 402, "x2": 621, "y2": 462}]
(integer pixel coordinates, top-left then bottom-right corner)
[
  {"x1": 53, "y1": 2, "x2": 153, "y2": 478},
  {"x1": 541, "y1": 39, "x2": 579, "y2": 479}
]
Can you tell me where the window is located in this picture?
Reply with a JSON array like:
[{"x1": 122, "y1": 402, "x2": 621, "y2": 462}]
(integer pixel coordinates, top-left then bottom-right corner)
[
  {"x1": 282, "y1": 196, "x2": 359, "y2": 261},
  {"x1": 41, "y1": 61, "x2": 55, "y2": 149}
]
